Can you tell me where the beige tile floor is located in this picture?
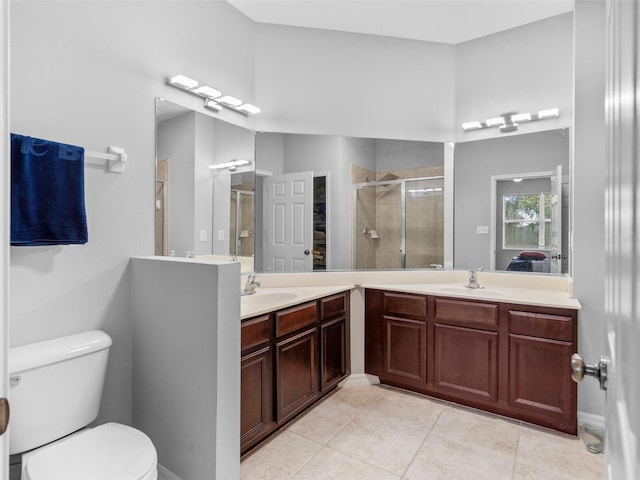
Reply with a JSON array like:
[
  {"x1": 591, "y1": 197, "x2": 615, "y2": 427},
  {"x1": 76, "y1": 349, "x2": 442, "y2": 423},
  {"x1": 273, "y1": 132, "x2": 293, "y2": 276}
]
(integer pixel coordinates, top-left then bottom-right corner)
[{"x1": 241, "y1": 384, "x2": 604, "y2": 480}]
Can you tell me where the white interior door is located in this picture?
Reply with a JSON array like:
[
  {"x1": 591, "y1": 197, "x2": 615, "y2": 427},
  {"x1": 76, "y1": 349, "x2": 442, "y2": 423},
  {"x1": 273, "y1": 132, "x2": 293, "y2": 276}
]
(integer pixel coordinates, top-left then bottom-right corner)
[
  {"x1": 549, "y1": 164, "x2": 563, "y2": 274},
  {"x1": 603, "y1": 1, "x2": 639, "y2": 478},
  {"x1": 263, "y1": 171, "x2": 313, "y2": 272}
]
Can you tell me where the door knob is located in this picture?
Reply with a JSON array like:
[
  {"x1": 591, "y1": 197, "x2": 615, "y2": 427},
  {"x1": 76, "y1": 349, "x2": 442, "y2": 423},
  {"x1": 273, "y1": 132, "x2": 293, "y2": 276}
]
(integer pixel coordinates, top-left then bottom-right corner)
[
  {"x1": 304, "y1": 250, "x2": 310, "y2": 256},
  {"x1": 571, "y1": 353, "x2": 609, "y2": 391},
  {"x1": 0, "y1": 397, "x2": 9, "y2": 435}
]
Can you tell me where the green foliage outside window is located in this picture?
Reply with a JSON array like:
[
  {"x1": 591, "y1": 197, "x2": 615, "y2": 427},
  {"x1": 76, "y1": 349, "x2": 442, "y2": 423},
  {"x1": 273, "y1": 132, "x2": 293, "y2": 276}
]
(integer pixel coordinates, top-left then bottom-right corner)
[{"x1": 503, "y1": 193, "x2": 551, "y2": 249}]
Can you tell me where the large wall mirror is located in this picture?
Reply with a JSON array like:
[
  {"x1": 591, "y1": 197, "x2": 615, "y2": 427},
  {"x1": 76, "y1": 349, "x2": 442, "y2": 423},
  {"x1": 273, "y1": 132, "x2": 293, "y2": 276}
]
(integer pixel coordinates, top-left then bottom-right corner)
[
  {"x1": 154, "y1": 101, "x2": 569, "y2": 276},
  {"x1": 155, "y1": 98, "x2": 255, "y2": 272},
  {"x1": 253, "y1": 133, "x2": 446, "y2": 273},
  {"x1": 253, "y1": 128, "x2": 569, "y2": 275}
]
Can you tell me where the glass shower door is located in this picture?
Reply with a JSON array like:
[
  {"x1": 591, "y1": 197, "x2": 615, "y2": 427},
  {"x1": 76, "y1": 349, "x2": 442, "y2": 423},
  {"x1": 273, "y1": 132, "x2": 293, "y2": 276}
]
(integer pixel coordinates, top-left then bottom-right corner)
[
  {"x1": 405, "y1": 177, "x2": 445, "y2": 268},
  {"x1": 354, "y1": 182, "x2": 403, "y2": 269}
]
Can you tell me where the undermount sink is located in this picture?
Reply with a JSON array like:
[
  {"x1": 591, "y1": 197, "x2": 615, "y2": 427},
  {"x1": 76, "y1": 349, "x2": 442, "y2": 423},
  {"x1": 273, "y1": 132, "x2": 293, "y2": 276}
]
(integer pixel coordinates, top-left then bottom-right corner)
[
  {"x1": 241, "y1": 290, "x2": 301, "y2": 305},
  {"x1": 439, "y1": 286, "x2": 503, "y2": 296}
]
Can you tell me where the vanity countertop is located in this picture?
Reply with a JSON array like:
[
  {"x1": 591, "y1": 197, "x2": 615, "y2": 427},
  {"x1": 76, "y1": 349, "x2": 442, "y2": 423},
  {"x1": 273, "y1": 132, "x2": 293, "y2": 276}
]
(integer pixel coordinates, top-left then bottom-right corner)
[
  {"x1": 363, "y1": 283, "x2": 581, "y2": 310},
  {"x1": 241, "y1": 285, "x2": 354, "y2": 319}
]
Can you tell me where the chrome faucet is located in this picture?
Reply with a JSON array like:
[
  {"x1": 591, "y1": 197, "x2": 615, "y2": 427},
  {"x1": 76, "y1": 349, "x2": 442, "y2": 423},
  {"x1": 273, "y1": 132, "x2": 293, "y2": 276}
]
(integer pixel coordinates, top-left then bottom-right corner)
[
  {"x1": 242, "y1": 274, "x2": 261, "y2": 296},
  {"x1": 465, "y1": 267, "x2": 484, "y2": 289}
]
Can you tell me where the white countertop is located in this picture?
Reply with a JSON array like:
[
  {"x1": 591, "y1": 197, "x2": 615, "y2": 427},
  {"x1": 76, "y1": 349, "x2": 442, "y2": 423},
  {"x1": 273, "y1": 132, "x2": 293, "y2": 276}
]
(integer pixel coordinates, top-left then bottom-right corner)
[
  {"x1": 240, "y1": 281, "x2": 580, "y2": 319},
  {"x1": 364, "y1": 283, "x2": 581, "y2": 310},
  {"x1": 241, "y1": 285, "x2": 353, "y2": 319}
]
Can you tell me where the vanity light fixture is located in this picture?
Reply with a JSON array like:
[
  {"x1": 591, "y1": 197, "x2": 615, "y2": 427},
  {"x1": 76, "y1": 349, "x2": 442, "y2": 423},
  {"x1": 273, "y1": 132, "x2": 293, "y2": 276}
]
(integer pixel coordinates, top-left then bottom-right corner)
[
  {"x1": 204, "y1": 99, "x2": 222, "y2": 112},
  {"x1": 166, "y1": 74, "x2": 261, "y2": 116},
  {"x1": 408, "y1": 187, "x2": 444, "y2": 194},
  {"x1": 169, "y1": 75, "x2": 198, "y2": 89},
  {"x1": 193, "y1": 85, "x2": 222, "y2": 99},
  {"x1": 217, "y1": 95, "x2": 243, "y2": 107},
  {"x1": 538, "y1": 108, "x2": 560, "y2": 119},
  {"x1": 485, "y1": 117, "x2": 506, "y2": 127},
  {"x1": 237, "y1": 104, "x2": 261, "y2": 115},
  {"x1": 209, "y1": 159, "x2": 251, "y2": 171},
  {"x1": 462, "y1": 108, "x2": 560, "y2": 133}
]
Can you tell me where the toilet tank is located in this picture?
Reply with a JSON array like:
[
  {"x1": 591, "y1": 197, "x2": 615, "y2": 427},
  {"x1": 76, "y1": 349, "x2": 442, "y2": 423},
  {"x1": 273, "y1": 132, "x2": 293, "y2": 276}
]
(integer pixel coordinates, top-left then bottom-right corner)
[{"x1": 8, "y1": 330, "x2": 113, "y2": 455}]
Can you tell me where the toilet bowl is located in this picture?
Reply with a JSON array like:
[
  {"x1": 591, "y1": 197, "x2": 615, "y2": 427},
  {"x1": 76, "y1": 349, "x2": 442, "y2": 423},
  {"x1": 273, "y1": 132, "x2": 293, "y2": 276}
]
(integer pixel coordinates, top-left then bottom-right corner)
[{"x1": 22, "y1": 423, "x2": 157, "y2": 480}]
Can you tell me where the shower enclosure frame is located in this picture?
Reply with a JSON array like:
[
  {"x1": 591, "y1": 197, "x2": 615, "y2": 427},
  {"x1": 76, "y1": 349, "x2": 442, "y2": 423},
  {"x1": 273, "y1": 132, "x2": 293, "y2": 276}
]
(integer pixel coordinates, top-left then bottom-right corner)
[
  {"x1": 352, "y1": 175, "x2": 445, "y2": 270},
  {"x1": 230, "y1": 188, "x2": 255, "y2": 258}
]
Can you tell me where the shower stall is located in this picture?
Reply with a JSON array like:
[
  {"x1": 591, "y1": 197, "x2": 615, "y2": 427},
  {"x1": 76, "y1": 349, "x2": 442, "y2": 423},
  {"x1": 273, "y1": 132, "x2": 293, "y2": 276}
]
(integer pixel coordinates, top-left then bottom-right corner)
[
  {"x1": 353, "y1": 176, "x2": 445, "y2": 269},
  {"x1": 230, "y1": 189, "x2": 255, "y2": 257}
]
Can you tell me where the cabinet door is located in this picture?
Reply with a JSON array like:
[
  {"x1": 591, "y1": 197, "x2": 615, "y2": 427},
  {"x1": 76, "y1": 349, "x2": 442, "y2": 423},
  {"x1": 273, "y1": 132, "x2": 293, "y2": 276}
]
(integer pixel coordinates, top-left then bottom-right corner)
[
  {"x1": 275, "y1": 328, "x2": 319, "y2": 424},
  {"x1": 383, "y1": 316, "x2": 427, "y2": 385},
  {"x1": 509, "y1": 334, "x2": 577, "y2": 433},
  {"x1": 320, "y1": 316, "x2": 349, "y2": 392},
  {"x1": 433, "y1": 324, "x2": 499, "y2": 405},
  {"x1": 241, "y1": 347, "x2": 273, "y2": 453}
]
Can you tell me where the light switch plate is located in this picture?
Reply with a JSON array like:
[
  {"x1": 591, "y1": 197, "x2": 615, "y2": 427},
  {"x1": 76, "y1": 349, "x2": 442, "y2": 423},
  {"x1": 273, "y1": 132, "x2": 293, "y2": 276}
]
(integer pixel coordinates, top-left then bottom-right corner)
[{"x1": 476, "y1": 226, "x2": 489, "y2": 234}]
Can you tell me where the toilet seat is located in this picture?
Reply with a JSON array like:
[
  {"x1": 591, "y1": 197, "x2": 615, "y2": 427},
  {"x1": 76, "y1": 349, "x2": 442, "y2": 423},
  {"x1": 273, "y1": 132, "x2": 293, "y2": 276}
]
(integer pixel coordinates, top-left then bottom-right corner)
[{"x1": 23, "y1": 423, "x2": 157, "y2": 480}]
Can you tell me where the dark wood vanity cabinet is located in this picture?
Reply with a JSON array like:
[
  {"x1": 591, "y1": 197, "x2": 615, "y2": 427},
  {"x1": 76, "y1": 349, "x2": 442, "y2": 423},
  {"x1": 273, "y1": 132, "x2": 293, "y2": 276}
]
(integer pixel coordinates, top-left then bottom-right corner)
[
  {"x1": 507, "y1": 309, "x2": 577, "y2": 433},
  {"x1": 319, "y1": 293, "x2": 351, "y2": 392},
  {"x1": 240, "y1": 314, "x2": 274, "y2": 452},
  {"x1": 431, "y1": 298, "x2": 500, "y2": 406},
  {"x1": 365, "y1": 288, "x2": 578, "y2": 434},
  {"x1": 241, "y1": 291, "x2": 350, "y2": 454},
  {"x1": 275, "y1": 302, "x2": 319, "y2": 424}
]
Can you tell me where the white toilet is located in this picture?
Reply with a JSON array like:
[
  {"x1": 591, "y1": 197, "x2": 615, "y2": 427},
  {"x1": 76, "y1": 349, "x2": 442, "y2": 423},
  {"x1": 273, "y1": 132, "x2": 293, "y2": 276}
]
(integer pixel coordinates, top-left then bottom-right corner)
[{"x1": 9, "y1": 330, "x2": 158, "y2": 480}]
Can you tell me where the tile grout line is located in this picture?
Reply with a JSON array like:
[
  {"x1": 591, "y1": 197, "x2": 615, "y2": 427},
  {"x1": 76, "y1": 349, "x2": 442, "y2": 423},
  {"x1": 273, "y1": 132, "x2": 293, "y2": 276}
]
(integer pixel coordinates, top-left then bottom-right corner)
[{"x1": 399, "y1": 405, "x2": 445, "y2": 479}]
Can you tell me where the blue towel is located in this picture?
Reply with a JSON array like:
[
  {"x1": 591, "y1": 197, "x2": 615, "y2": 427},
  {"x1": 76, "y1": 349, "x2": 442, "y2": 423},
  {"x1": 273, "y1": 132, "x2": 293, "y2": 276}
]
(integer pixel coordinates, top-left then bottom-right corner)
[{"x1": 11, "y1": 134, "x2": 88, "y2": 245}]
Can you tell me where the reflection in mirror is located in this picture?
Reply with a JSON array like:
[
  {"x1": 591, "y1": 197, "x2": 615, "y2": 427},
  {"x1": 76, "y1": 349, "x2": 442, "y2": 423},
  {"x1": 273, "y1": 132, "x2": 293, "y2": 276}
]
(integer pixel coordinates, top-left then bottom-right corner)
[
  {"x1": 353, "y1": 175, "x2": 445, "y2": 270},
  {"x1": 155, "y1": 98, "x2": 255, "y2": 270},
  {"x1": 254, "y1": 133, "x2": 445, "y2": 272},
  {"x1": 454, "y1": 129, "x2": 570, "y2": 274},
  {"x1": 254, "y1": 129, "x2": 570, "y2": 275},
  {"x1": 230, "y1": 171, "x2": 255, "y2": 258}
]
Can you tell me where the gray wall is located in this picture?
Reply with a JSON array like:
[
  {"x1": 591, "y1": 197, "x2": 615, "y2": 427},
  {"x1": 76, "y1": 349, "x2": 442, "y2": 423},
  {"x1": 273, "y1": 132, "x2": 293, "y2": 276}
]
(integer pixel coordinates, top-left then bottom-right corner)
[
  {"x1": 131, "y1": 258, "x2": 240, "y2": 480},
  {"x1": 9, "y1": 0, "x2": 255, "y2": 431},
  {"x1": 572, "y1": 0, "x2": 606, "y2": 420},
  {"x1": 454, "y1": 129, "x2": 570, "y2": 271},
  {"x1": 455, "y1": 13, "x2": 573, "y2": 142},
  {"x1": 158, "y1": 112, "x2": 196, "y2": 258},
  {"x1": 375, "y1": 139, "x2": 444, "y2": 171},
  {"x1": 255, "y1": 23, "x2": 457, "y2": 141}
]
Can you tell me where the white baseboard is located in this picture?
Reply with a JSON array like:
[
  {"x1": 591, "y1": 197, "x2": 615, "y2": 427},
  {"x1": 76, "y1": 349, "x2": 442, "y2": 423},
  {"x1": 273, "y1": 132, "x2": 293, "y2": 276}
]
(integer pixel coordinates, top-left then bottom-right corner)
[
  {"x1": 340, "y1": 373, "x2": 380, "y2": 387},
  {"x1": 578, "y1": 411, "x2": 605, "y2": 430},
  {"x1": 158, "y1": 464, "x2": 183, "y2": 480}
]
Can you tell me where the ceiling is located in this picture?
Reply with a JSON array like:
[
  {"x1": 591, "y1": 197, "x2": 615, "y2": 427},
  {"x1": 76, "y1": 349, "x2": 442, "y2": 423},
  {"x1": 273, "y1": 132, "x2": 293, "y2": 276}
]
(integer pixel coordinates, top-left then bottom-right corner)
[{"x1": 226, "y1": 0, "x2": 573, "y2": 45}]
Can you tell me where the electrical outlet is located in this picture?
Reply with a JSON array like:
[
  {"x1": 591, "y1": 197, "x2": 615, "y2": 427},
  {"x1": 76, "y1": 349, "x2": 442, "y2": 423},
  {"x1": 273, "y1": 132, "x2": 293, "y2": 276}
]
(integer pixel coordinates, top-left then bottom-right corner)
[
  {"x1": 200, "y1": 230, "x2": 207, "y2": 242},
  {"x1": 217, "y1": 230, "x2": 225, "y2": 241},
  {"x1": 476, "y1": 226, "x2": 489, "y2": 234}
]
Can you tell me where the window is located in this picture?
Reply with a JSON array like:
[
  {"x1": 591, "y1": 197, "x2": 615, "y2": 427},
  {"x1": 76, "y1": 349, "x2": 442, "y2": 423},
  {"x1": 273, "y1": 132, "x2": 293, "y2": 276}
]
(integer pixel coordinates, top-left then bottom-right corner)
[{"x1": 503, "y1": 192, "x2": 551, "y2": 249}]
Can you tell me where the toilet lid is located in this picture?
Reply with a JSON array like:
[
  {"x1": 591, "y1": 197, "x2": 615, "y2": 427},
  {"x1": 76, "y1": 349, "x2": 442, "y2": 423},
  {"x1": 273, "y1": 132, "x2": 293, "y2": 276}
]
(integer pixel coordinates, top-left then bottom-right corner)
[{"x1": 25, "y1": 423, "x2": 157, "y2": 480}]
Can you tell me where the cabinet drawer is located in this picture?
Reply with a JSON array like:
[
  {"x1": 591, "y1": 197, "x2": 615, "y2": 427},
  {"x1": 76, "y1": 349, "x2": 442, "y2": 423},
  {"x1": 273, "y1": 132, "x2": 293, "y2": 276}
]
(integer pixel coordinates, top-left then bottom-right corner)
[
  {"x1": 383, "y1": 292, "x2": 427, "y2": 320},
  {"x1": 320, "y1": 292, "x2": 347, "y2": 321},
  {"x1": 276, "y1": 301, "x2": 318, "y2": 337},
  {"x1": 434, "y1": 298, "x2": 499, "y2": 329},
  {"x1": 509, "y1": 311, "x2": 574, "y2": 341},
  {"x1": 241, "y1": 314, "x2": 271, "y2": 352}
]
